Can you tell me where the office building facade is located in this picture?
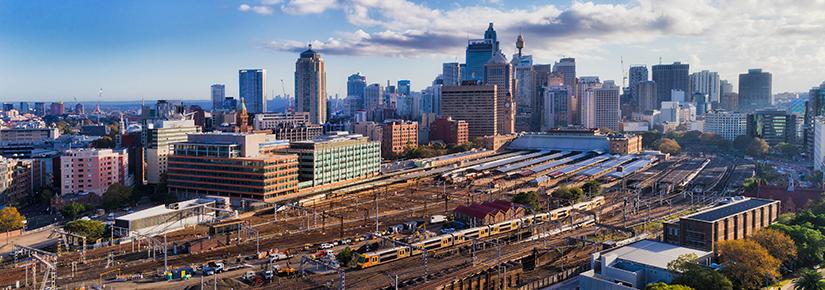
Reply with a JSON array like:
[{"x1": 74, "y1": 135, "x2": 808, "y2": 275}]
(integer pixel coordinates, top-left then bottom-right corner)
[
  {"x1": 663, "y1": 198, "x2": 780, "y2": 251},
  {"x1": 704, "y1": 111, "x2": 748, "y2": 141},
  {"x1": 690, "y1": 70, "x2": 720, "y2": 104},
  {"x1": 280, "y1": 132, "x2": 380, "y2": 188},
  {"x1": 747, "y1": 110, "x2": 796, "y2": 146},
  {"x1": 295, "y1": 46, "x2": 327, "y2": 124},
  {"x1": 484, "y1": 51, "x2": 516, "y2": 134},
  {"x1": 239, "y1": 69, "x2": 266, "y2": 114},
  {"x1": 739, "y1": 69, "x2": 772, "y2": 112},
  {"x1": 143, "y1": 119, "x2": 201, "y2": 184},
  {"x1": 441, "y1": 83, "x2": 497, "y2": 139},
  {"x1": 464, "y1": 23, "x2": 499, "y2": 81},
  {"x1": 381, "y1": 120, "x2": 418, "y2": 158},
  {"x1": 652, "y1": 62, "x2": 690, "y2": 107},
  {"x1": 211, "y1": 84, "x2": 226, "y2": 111},
  {"x1": 60, "y1": 148, "x2": 130, "y2": 196}
]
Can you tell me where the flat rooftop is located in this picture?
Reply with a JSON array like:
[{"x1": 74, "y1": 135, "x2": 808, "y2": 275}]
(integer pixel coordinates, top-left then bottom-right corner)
[
  {"x1": 685, "y1": 198, "x2": 776, "y2": 222},
  {"x1": 116, "y1": 198, "x2": 215, "y2": 221},
  {"x1": 605, "y1": 239, "x2": 712, "y2": 270}
]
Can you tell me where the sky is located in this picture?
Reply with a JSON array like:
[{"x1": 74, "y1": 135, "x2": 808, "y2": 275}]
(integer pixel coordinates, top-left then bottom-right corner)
[{"x1": 1, "y1": 0, "x2": 824, "y2": 102}]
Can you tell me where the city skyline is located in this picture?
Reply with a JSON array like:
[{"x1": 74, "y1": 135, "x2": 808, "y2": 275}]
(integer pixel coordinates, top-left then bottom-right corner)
[{"x1": 2, "y1": 0, "x2": 824, "y2": 101}]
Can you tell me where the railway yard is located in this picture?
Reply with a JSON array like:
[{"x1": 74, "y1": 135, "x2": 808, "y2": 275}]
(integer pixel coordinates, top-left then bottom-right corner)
[{"x1": 0, "y1": 147, "x2": 744, "y2": 290}]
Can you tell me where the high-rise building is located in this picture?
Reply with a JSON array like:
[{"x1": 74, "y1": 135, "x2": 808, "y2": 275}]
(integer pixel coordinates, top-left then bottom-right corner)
[
  {"x1": 168, "y1": 133, "x2": 299, "y2": 202},
  {"x1": 635, "y1": 81, "x2": 657, "y2": 113},
  {"x1": 577, "y1": 76, "x2": 602, "y2": 125},
  {"x1": 690, "y1": 70, "x2": 720, "y2": 104},
  {"x1": 33, "y1": 102, "x2": 45, "y2": 116},
  {"x1": 592, "y1": 81, "x2": 621, "y2": 131},
  {"x1": 397, "y1": 80, "x2": 411, "y2": 96},
  {"x1": 60, "y1": 148, "x2": 130, "y2": 196},
  {"x1": 628, "y1": 66, "x2": 649, "y2": 91},
  {"x1": 464, "y1": 23, "x2": 499, "y2": 81},
  {"x1": 512, "y1": 34, "x2": 533, "y2": 110},
  {"x1": 721, "y1": 92, "x2": 739, "y2": 112},
  {"x1": 74, "y1": 103, "x2": 84, "y2": 115},
  {"x1": 814, "y1": 116, "x2": 825, "y2": 171},
  {"x1": 50, "y1": 102, "x2": 65, "y2": 116},
  {"x1": 381, "y1": 120, "x2": 418, "y2": 158},
  {"x1": 211, "y1": 84, "x2": 226, "y2": 111},
  {"x1": 19, "y1": 102, "x2": 29, "y2": 113},
  {"x1": 705, "y1": 111, "x2": 748, "y2": 141},
  {"x1": 347, "y1": 73, "x2": 367, "y2": 115},
  {"x1": 442, "y1": 63, "x2": 461, "y2": 86},
  {"x1": 553, "y1": 58, "x2": 577, "y2": 94},
  {"x1": 805, "y1": 82, "x2": 825, "y2": 159},
  {"x1": 365, "y1": 83, "x2": 383, "y2": 112},
  {"x1": 720, "y1": 80, "x2": 734, "y2": 95},
  {"x1": 441, "y1": 83, "x2": 497, "y2": 139},
  {"x1": 295, "y1": 46, "x2": 327, "y2": 124},
  {"x1": 543, "y1": 85, "x2": 570, "y2": 130},
  {"x1": 239, "y1": 69, "x2": 266, "y2": 114},
  {"x1": 143, "y1": 119, "x2": 201, "y2": 184},
  {"x1": 530, "y1": 64, "x2": 554, "y2": 131},
  {"x1": 484, "y1": 50, "x2": 516, "y2": 134},
  {"x1": 694, "y1": 93, "x2": 710, "y2": 116},
  {"x1": 652, "y1": 62, "x2": 690, "y2": 107},
  {"x1": 747, "y1": 109, "x2": 795, "y2": 146},
  {"x1": 739, "y1": 69, "x2": 772, "y2": 112}
]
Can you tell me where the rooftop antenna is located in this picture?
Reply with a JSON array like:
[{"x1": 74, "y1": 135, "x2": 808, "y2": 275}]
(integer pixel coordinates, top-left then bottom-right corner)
[{"x1": 658, "y1": 57, "x2": 662, "y2": 64}]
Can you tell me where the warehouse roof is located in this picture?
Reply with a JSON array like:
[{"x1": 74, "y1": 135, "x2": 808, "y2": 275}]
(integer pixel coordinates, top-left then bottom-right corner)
[{"x1": 686, "y1": 198, "x2": 777, "y2": 222}]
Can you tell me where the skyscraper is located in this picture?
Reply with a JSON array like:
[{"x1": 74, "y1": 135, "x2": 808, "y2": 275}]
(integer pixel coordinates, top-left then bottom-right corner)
[
  {"x1": 442, "y1": 63, "x2": 461, "y2": 86},
  {"x1": 397, "y1": 80, "x2": 411, "y2": 96},
  {"x1": 628, "y1": 65, "x2": 649, "y2": 104},
  {"x1": 553, "y1": 58, "x2": 577, "y2": 94},
  {"x1": 530, "y1": 64, "x2": 554, "y2": 131},
  {"x1": 365, "y1": 83, "x2": 383, "y2": 112},
  {"x1": 739, "y1": 69, "x2": 772, "y2": 112},
  {"x1": 512, "y1": 34, "x2": 534, "y2": 114},
  {"x1": 239, "y1": 69, "x2": 266, "y2": 114},
  {"x1": 441, "y1": 83, "x2": 497, "y2": 139},
  {"x1": 577, "y1": 76, "x2": 602, "y2": 125},
  {"x1": 635, "y1": 81, "x2": 658, "y2": 113},
  {"x1": 347, "y1": 73, "x2": 367, "y2": 113},
  {"x1": 294, "y1": 45, "x2": 327, "y2": 124},
  {"x1": 484, "y1": 50, "x2": 515, "y2": 134},
  {"x1": 652, "y1": 62, "x2": 690, "y2": 107},
  {"x1": 211, "y1": 84, "x2": 225, "y2": 111},
  {"x1": 690, "y1": 70, "x2": 720, "y2": 104},
  {"x1": 543, "y1": 84, "x2": 570, "y2": 130},
  {"x1": 593, "y1": 81, "x2": 621, "y2": 131},
  {"x1": 464, "y1": 23, "x2": 499, "y2": 81}
]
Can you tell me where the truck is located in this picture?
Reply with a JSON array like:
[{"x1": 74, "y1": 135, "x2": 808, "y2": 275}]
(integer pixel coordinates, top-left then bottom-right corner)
[
  {"x1": 202, "y1": 261, "x2": 225, "y2": 276},
  {"x1": 429, "y1": 215, "x2": 447, "y2": 224}
]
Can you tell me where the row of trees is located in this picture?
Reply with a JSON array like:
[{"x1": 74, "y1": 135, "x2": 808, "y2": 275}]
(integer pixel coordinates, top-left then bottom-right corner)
[
  {"x1": 642, "y1": 130, "x2": 788, "y2": 158},
  {"x1": 398, "y1": 139, "x2": 484, "y2": 160}
]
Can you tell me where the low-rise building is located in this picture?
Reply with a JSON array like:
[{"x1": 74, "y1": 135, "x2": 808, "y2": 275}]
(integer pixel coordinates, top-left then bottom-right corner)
[
  {"x1": 113, "y1": 198, "x2": 222, "y2": 237},
  {"x1": 608, "y1": 134, "x2": 643, "y2": 154},
  {"x1": 0, "y1": 157, "x2": 32, "y2": 204},
  {"x1": 280, "y1": 132, "x2": 380, "y2": 188},
  {"x1": 429, "y1": 117, "x2": 469, "y2": 145},
  {"x1": 0, "y1": 127, "x2": 60, "y2": 157},
  {"x1": 579, "y1": 239, "x2": 713, "y2": 290},
  {"x1": 60, "y1": 148, "x2": 130, "y2": 196},
  {"x1": 663, "y1": 197, "x2": 780, "y2": 251},
  {"x1": 381, "y1": 120, "x2": 418, "y2": 158},
  {"x1": 454, "y1": 200, "x2": 525, "y2": 227},
  {"x1": 352, "y1": 121, "x2": 382, "y2": 142},
  {"x1": 167, "y1": 133, "x2": 299, "y2": 203}
]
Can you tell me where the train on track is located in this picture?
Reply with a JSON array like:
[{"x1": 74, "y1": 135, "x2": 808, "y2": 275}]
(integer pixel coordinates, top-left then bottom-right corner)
[{"x1": 355, "y1": 196, "x2": 605, "y2": 268}]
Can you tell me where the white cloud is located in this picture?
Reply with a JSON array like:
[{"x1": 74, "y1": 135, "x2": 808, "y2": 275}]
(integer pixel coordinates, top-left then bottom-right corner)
[
  {"x1": 239, "y1": 3, "x2": 275, "y2": 15},
  {"x1": 249, "y1": 0, "x2": 825, "y2": 91}
]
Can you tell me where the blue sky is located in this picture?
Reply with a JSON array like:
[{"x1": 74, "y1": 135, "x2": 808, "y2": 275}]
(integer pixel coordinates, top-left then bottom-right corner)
[{"x1": 1, "y1": 0, "x2": 823, "y2": 102}]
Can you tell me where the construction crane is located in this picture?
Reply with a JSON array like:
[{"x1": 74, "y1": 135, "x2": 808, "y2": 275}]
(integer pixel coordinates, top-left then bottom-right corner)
[{"x1": 280, "y1": 79, "x2": 288, "y2": 98}]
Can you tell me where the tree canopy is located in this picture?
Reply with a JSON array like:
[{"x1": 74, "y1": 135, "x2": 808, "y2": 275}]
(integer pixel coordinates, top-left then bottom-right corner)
[
  {"x1": 751, "y1": 228, "x2": 797, "y2": 268},
  {"x1": 717, "y1": 239, "x2": 780, "y2": 289},
  {"x1": 582, "y1": 180, "x2": 602, "y2": 196},
  {"x1": 0, "y1": 207, "x2": 26, "y2": 233},
  {"x1": 101, "y1": 183, "x2": 134, "y2": 209},
  {"x1": 551, "y1": 186, "x2": 584, "y2": 203},
  {"x1": 656, "y1": 138, "x2": 681, "y2": 154},
  {"x1": 645, "y1": 282, "x2": 694, "y2": 290},
  {"x1": 794, "y1": 268, "x2": 825, "y2": 290},
  {"x1": 60, "y1": 202, "x2": 87, "y2": 220},
  {"x1": 64, "y1": 219, "x2": 105, "y2": 241},
  {"x1": 512, "y1": 191, "x2": 541, "y2": 210},
  {"x1": 668, "y1": 253, "x2": 733, "y2": 290}
]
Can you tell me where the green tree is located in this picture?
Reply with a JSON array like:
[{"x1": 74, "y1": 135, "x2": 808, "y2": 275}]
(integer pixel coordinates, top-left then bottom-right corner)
[
  {"x1": 92, "y1": 136, "x2": 115, "y2": 149},
  {"x1": 656, "y1": 138, "x2": 681, "y2": 154},
  {"x1": 336, "y1": 247, "x2": 353, "y2": 266},
  {"x1": 717, "y1": 239, "x2": 780, "y2": 290},
  {"x1": 751, "y1": 228, "x2": 797, "y2": 268},
  {"x1": 582, "y1": 180, "x2": 602, "y2": 196},
  {"x1": 742, "y1": 177, "x2": 765, "y2": 194},
  {"x1": 512, "y1": 191, "x2": 540, "y2": 210},
  {"x1": 0, "y1": 207, "x2": 26, "y2": 235},
  {"x1": 60, "y1": 203, "x2": 87, "y2": 220},
  {"x1": 645, "y1": 282, "x2": 694, "y2": 290},
  {"x1": 551, "y1": 186, "x2": 584, "y2": 203},
  {"x1": 64, "y1": 219, "x2": 105, "y2": 241},
  {"x1": 101, "y1": 183, "x2": 133, "y2": 209},
  {"x1": 772, "y1": 223, "x2": 825, "y2": 267},
  {"x1": 733, "y1": 135, "x2": 753, "y2": 153},
  {"x1": 746, "y1": 137, "x2": 769, "y2": 156},
  {"x1": 668, "y1": 253, "x2": 734, "y2": 290},
  {"x1": 794, "y1": 268, "x2": 825, "y2": 290},
  {"x1": 774, "y1": 142, "x2": 801, "y2": 159}
]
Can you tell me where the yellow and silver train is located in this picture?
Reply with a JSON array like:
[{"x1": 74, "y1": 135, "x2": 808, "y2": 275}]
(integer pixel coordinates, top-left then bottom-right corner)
[{"x1": 356, "y1": 196, "x2": 605, "y2": 268}]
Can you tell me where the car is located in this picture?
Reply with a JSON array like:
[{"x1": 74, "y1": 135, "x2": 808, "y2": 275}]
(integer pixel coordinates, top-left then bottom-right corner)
[
  {"x1": 319, "y1": 243, "x2": 334, "y2": 249},
  {"x1": 268, "y1": 253, "x2": 290, "y2": 263},
  {"x1": 261, "y1": 270, "x2": 274, "y2": 280},
  {"x1": 242, "y1": 271, "x2": 256, "y2": 281}
]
